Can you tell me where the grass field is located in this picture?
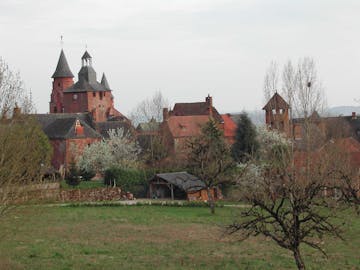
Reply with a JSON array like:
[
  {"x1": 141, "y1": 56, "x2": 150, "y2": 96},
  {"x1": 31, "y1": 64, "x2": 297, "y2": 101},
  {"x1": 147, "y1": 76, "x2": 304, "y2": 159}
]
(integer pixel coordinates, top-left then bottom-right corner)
[{"x1": 0, "y1": 204, "x2": 359, "y2": 270}]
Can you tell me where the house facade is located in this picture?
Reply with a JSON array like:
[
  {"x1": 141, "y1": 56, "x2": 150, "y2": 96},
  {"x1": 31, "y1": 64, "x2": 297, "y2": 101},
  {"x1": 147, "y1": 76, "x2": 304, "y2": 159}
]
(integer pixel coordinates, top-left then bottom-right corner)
[{"x1": 160, "y1": 95, "x2": 236, "y2": 156}]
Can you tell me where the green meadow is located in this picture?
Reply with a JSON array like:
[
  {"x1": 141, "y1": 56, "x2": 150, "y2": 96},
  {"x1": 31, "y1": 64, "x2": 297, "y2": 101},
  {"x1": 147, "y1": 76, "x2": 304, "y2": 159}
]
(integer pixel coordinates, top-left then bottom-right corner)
[{"x1": 0, "y1": 205, "x2": 359, "y2": 270}]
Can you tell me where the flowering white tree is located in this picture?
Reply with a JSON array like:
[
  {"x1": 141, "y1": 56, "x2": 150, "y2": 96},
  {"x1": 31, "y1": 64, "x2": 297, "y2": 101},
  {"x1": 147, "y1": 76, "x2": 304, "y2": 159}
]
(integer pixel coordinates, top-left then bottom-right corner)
[
  {"x1": 78, "y1": 128, "x2": 140, "y2": 174},
  {"x1": 107, "y1": 128, "x2": 140, "y2": 169}
]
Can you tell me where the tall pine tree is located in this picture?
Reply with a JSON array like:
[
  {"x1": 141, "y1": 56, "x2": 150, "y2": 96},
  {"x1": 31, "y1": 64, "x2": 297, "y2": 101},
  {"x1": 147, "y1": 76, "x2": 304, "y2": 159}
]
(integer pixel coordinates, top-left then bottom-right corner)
[
  {"x1": 187, "y1": 119, "x2": 234, "y2": 214},
  {"x1": 231, "y1": 113, "x2": 259, "y2": 162}
]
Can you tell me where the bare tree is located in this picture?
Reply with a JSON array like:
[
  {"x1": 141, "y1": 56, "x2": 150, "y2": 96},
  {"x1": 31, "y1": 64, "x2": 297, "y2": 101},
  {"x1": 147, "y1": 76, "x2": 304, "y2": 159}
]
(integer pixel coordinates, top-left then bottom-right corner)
[
  {"x1": 130, "y1": 91, "x2": 169, "y2": 167},
  {"x1": 227, "y1": 128, "x2": 342, "y2": 270},
  {"x1": 129, "y1": 91, "x2": 169, "y2": 126},
  {"x1": 263, "y1": 60, "x2": 279, "y2": 102},
  {"x1": 0, "y1": 58, "x2": 35, "y2": 118}
]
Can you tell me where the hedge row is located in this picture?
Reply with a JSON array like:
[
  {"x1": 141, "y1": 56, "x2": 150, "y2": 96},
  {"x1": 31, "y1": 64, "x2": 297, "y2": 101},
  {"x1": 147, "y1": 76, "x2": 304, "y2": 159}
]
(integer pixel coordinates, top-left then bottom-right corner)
[{"x1": 104, "y1": 167, "x2": 154, "y2": 198}]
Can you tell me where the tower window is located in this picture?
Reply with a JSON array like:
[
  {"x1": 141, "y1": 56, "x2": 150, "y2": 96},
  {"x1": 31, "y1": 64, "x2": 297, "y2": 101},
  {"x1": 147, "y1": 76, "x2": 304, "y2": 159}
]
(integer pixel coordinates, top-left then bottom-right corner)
[
  {"x1": 93, "y1": 92, "x2": 96, "y2": 97},
  {"x1": 73, "y1": 94, "x2": 78, "y2": 101},
  {"x1": 103, "y1": 92, "x2": 106, "y2": 97},
  {"x1": 58, "y1": 82, "x2": 61, "y2": 87},
  {"x1": 100, "y1": 92, "x2": 103, "y2": 100}
]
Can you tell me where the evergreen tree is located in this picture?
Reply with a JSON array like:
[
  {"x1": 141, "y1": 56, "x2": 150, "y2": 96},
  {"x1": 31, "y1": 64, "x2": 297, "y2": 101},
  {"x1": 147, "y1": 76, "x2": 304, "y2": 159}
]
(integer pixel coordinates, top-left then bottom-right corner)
[
  {"x1": 187, "y1": 119, "x2": 234, "y2": 214},
  {"x1": 66, "y1": 160, "x2": 81, "y2": 187},
  {"x1": 231, "y1": 113, "x2": 259, "y2": 162}
]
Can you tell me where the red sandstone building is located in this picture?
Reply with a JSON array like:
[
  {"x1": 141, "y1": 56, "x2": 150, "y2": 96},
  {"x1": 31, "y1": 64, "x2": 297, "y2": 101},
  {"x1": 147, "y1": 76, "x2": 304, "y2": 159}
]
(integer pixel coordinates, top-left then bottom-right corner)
[
  {"x1": 38, "y1": 50, "x2": 131, "y2": 170},
  {"x1": 160, "y1": 95, "x2": 236, "y2": 156}
]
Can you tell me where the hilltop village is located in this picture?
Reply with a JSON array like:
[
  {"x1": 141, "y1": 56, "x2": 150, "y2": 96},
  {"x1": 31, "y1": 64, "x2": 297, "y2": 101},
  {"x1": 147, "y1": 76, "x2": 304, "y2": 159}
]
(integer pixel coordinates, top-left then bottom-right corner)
[
  {"x1": 31, "y1": 49, "x2": 360, "y2": 176},
  {"x1": 32, "y1": 49, "x2": 237, "y2": 172}
]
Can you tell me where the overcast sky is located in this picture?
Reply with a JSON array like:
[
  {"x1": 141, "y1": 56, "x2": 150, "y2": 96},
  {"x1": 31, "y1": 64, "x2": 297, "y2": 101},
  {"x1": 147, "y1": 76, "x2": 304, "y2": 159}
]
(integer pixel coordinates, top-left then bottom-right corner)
[{"x1": 1, "y1": 0, "x2": 360, "y2": 115}]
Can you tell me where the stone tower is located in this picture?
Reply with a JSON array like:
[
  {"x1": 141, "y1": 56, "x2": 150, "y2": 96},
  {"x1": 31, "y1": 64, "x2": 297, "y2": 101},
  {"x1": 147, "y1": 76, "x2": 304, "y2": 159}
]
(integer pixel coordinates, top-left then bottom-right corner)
[
  {"x1": 50, "y1": 50, "x2": 74, "y2": 113},
  {"x1": 262, "y1": 92, "x2": 290, "y2": 135},
  {"x1": 61, "y1": 51, "x2": 120, "y2": 122}
]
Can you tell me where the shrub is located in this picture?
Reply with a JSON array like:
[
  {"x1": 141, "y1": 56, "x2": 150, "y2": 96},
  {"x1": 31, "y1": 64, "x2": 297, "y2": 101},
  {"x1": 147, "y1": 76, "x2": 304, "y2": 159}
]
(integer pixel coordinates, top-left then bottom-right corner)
[
  {"x1": 80, "y1": 168, "x2": 96, "y2": 181},
  {"x1": 104, "y1": 167, "x2": 152, "y2": 197},
  {"x1": 66, "y1": 161, "x2": 81, "y2": 186}
]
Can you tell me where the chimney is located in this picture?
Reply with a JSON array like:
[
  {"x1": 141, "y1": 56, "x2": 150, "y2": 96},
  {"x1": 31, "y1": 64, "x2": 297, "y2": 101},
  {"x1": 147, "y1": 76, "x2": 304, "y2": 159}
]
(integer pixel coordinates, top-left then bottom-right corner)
[
  {"x1": 163, "y1": 108, "x2": 169, "y2": 122},
  {"x1": 206, "y1": 94, "x2": 213, "y2": 118},
  {"x1": 75, "y1": 120, "x2": 84, "y2": 136},
  {"x1": 352, "y1": 112, "x2": 357, "y2": 119}
]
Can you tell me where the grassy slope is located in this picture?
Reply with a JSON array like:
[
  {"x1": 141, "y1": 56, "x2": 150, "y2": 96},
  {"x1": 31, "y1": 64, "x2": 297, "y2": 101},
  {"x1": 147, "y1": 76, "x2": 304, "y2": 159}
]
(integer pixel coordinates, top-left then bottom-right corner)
[{"x1": 0, "y1": 205, "x2": 359, "y2": 270}]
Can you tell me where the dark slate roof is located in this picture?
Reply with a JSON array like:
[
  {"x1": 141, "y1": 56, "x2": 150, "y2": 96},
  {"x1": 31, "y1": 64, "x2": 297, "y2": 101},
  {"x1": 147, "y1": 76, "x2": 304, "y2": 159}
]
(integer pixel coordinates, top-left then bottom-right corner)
[
  {"x1": 52, "y1": 50, "x2": 74, "y2": 78},
  {"x1": 150, "y1": 172, "x2": 206, "y2": 192},
  {"x1": 171, "y1": 102, "x2": 223, "y2": 123},
  {"x1": 64, "y1": 78, "x2": 109, "y2": 93},
  {"x1": 78, "y1": 66, "x2": 97, "y2": 84},
  {"x1": 95, "y1": 120, "x2": 134, "y2": 138},
  {"x1": 82, "y1": 50, "x2": 92, "y2": 59},
  {"x1": 101, "y1": 73, "x2": 111, "y2": 90},
  {"x1": 42, "y1": 117, "x2": 101, "y2": 140},
  {"x1": 263, "y1": 92, "x2": 290, "y2": 110},
  {"x1": 35, "y1": 113, "x2": 94, "y2": 130}
]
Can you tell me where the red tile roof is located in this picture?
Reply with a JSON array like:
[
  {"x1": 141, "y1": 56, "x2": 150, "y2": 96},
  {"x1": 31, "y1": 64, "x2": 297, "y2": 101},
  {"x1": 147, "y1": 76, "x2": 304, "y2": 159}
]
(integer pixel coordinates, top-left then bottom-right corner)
[
  {"x1": 171, "y1": 102, "x2": 223, "y2": 123},
  {"x1": 262, "y1": 92, "x2": 290, "y2": 110},
  {"x1": 166, "y1": 115, "x2": 211, "y2": 138}
]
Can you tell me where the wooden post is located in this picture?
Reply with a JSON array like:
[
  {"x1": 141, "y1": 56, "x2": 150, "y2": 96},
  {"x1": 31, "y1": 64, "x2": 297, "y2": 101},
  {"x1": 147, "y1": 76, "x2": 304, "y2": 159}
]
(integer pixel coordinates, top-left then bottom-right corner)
[
  {"x1": 170, "y1": 184, "x2": 174, "y2": 200},
  {"x1": 149, "y1": 183, "x2": 153, "y2": 199}
]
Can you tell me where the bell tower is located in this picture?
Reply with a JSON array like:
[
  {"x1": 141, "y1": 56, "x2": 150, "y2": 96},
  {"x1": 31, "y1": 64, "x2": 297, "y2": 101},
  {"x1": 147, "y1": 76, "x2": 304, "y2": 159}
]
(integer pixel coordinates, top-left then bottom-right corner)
[
  {"x1": 262, "y1": 92, "x2": 290, "y2": 136},
  {"x1": 50, "y1": 49, "x2": 74, "y2": 113}
]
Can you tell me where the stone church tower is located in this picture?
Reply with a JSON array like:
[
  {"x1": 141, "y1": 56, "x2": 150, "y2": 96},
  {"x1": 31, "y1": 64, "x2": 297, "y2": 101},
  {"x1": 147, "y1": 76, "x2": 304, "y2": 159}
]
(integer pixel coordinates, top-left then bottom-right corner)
[
  {"x1": 50, "y1": 50, "x2": 121, "y2": 122},
  {"x1": 50, "y1": 49, "x2": 74, "y2": 113}
]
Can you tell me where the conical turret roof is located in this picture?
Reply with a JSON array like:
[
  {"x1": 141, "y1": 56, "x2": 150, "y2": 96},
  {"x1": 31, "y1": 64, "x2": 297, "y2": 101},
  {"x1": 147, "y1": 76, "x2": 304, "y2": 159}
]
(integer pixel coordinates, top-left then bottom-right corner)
[
  {"x1": 52, "y1": 49, "x2": 74, "y2": 78},
  {"x1": 101, "y1": 73, "x2": 110, "y2": 90}
]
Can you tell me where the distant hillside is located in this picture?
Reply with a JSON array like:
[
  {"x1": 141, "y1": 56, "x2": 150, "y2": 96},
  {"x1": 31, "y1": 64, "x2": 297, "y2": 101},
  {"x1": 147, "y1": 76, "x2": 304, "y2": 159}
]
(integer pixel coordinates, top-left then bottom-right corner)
[
  {"x1": 327, "y1": 106, "x2": 360, "y2": 116},
  {"x1": 227, "y1": 110, "x2": 264, "y2": 127}
]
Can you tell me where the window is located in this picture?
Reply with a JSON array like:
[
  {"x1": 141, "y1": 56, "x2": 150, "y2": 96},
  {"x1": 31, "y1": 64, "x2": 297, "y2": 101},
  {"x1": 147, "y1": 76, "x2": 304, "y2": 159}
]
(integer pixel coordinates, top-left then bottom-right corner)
[
  {"x1": 100, "y1": 92, "x2": 103, "y2": 100},
  {"x1": 93, "y1": 92, "x2": 96, "y2": 97},
  {"x1": 73, "y1": 94, "x2": 78, "y2": 101},
  {"x1": 58, "y1": 82, "x2": 61, "y2": 87}
]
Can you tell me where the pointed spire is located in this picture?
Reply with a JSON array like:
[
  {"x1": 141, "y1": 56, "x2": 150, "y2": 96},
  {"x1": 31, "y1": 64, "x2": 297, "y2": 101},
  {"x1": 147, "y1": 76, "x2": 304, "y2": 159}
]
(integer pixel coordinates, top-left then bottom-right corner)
[
  {"x1": 101, "y1": 73, "x2": 110, "y2": 90},
  {"x1": 52, "y1": 49, "x2": 74, "y2": 78},
  {"x1": 82, "y1": 50, "x2": 92, "y2": 59}
]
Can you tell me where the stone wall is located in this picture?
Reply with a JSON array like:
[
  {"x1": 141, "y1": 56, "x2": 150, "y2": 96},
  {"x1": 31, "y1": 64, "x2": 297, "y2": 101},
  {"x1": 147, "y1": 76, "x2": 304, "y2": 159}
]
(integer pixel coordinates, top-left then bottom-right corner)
[
  {"x1": 59, "y1": 187, "x2": 132, "y2": 202},
  {"x1": 14, "y1": 183, "x2": 134, "y2": 203}
]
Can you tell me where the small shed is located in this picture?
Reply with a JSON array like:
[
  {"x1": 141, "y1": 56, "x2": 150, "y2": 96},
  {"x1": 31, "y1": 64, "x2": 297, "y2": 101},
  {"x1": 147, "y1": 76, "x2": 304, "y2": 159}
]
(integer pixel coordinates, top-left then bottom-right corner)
[{"x1": 149, "y1": 172, "x2": 222, "y2": 201}]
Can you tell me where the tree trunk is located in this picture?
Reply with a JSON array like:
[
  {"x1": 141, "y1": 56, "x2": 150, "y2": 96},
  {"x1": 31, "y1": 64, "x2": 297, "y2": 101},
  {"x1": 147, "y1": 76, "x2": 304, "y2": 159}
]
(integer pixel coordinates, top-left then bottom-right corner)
[
  {"x1": 293, "y1": 248, "x2": 306, "y2": 270},
  {"x1": 207, "y1": 187, "x2": 215, "y2": 214}
]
